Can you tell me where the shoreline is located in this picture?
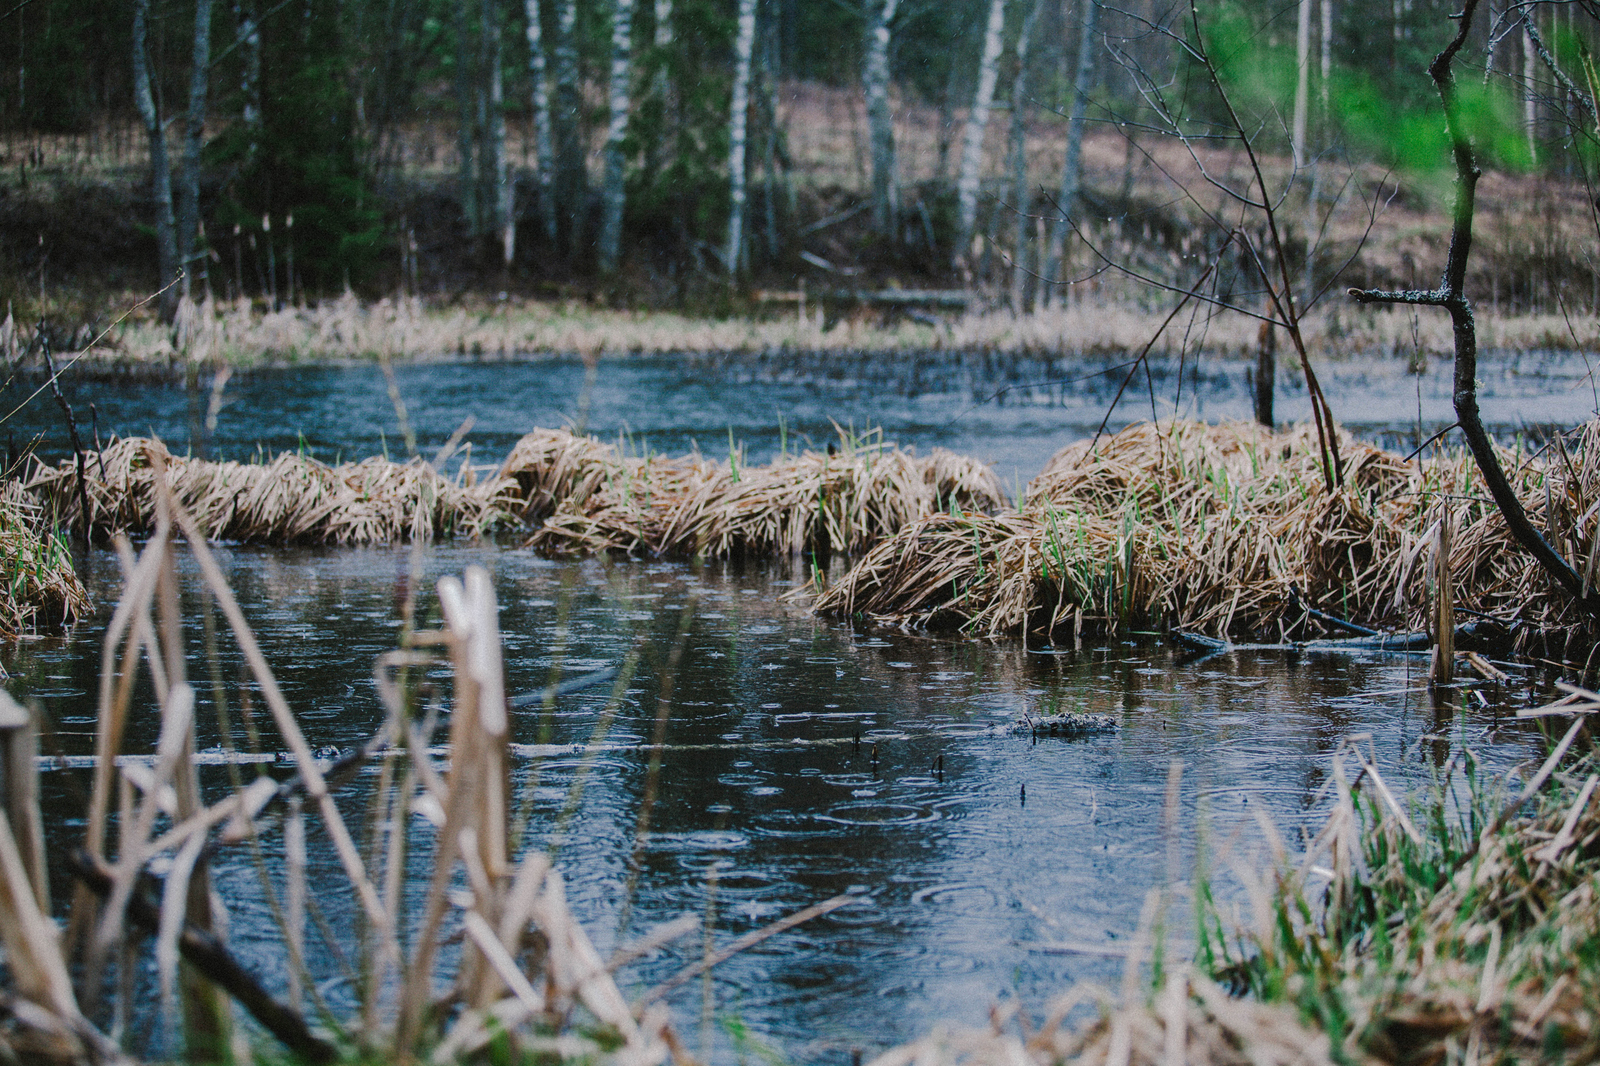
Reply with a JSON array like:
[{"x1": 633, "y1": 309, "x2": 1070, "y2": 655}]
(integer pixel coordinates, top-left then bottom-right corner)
[{"x1": 8, "y1": 292, "x2": 1600, "y2": 375}]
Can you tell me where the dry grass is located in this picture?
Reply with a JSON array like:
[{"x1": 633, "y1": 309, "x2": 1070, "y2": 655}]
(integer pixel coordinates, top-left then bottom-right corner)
[
  {"x1": 814, "y1": 418, "x2": 1600, "y2": 646},
  {"x1": 0, "y1": 480, "x2": 87, "y2": 636},
  {"x1": 25, "y1": 435, "x2": 515, "y2": 545},
  {"x1": 68, "y1": 290, "x2": 1600, "y2": 369},
  {"x1": 515, "y1": 427, "x2": 1007, "y2": 559}
]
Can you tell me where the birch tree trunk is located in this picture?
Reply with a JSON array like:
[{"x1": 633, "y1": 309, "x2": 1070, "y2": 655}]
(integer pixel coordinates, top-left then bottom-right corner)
[
  {"x1": 726, "y1": 0, "x2": 758, "y2": 274},
  {"x1": 523, "y1": 0, "x2": 556, "y2": 242},
  {"x1": 1006, "y1": 0, "x2": 1040, "y2": 311},
  {"x1": 863, "y1": 0, "x2": 900, "y2": 238},
  {"x1": 1522, "y1": 21, "x2": 1538, "y2": 165},
  {"x1": 552, "y1": 0, "x2": 585, "y2": 253},
  {"x1": 642, "y1": 0, "x2": 675, "y2": 181},
  {"x1": 482, "y1": 0, "x2": 512, "y2": 264},
  {"x1": 953, "y1": 0, "x2": 1008, "y2": 274},
  {"x1": 1042, "y1": 0, "x2": 1096, "y2": 309},
  {"x1": 178, "y1": 0, "x2": 213, "y2": 302},
  {"x1": 1292, "y1": 0, "x2": 1311, "y2": 169},
  {"x1": 133, "y1": 0, "x2": 180, "y2": 324},
  {"x1": 598, "y1": 0, "x2": 638, "y2": 272},
  {"x1": 454, "y1": 0, "x2": 480, "y2": 236}
]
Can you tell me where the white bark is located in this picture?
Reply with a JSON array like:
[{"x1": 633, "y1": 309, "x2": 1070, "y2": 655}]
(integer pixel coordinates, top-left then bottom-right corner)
[
  {"x1": 1292, "y1": 0, "x2": 1311, "y2": 169},
  {"x1": 523, "y1": 0, "x2": 556, "y2": 241},
  {"x1": 179, "y1": 0, "x2": 213, "y2": 300},
  {"x1": 1042, "y1": 0, "x2": 1097, "y2": 308},
  {"x1": 725, "y1": 0, "x2": 758, "y2": 274},
  {"x1": 1523, "y1": 20, "x2": 1538, "y2": 165},
  {"x1": 133, "y1": 0, "x2": 179, "y2": 323},
  {"x1": 1007, "y1": 0, "x2": 1039, "y2": 310},
  {"x1": 487, "y1": 0, "x2": 512, "y2": 265},
  {"x1": 863, "y1": 0, "x2": 900, "y2": 237},
  {"x1": 598, "y1": 0, "x2": 637, "y2": 272},
  {"x1": 1320, "y1": 0, "x2": 1332, "y2": 119},
  {"x1": 233, "y1": 1, "x2": 261, "y2": 166},
  {"x1": 953, "y1": 0, "x2": 1008, "y2": 272}
]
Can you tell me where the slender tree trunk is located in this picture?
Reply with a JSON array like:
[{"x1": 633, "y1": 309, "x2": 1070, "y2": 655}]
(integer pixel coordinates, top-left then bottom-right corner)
[
  {"x1": 1292, "y1": 0, "x2": 1311, "y2": 169},
  {"x1": 454, "y1": 0, "x2": 480, "y2": 236},
  {"x1": 233, "y1": 1, "x2": 261, "y2": 168},
  {"x1": 726, "y1": 0, "x2": 758, "y2": 274},
  {"x1": 178, "y1": 0, "x2": 213, "y2": 303},
  {"x1": 552, "y1": 0, "x2": 585, "y2": 254},
  {"x1": 1522, "y1": 20, "x2": 1538, "y2": 165},
  {"x1": 133, "y1": 0, "x2": 180, "y2": 324},
  {"x1": 863, "y1": 0, "x2": 900, "y2": 238},
  {"x1": 483, "y1": 0, "x2": 512, "y2": 265},
  {"x1": 953, "y1": 0, "x2": 1008, "y2": 274},
  {"x1": 1007, "y1": 0, "x2": 1040, "y2": 311},
  {"x1": 1042, "y1": 0, "x2": 1097, "y2": 308},
  {"x1": 598, "y1": 0, "x2": 637, "y2": 272},
  {"x1": 523, "y1": 0, "x2": 557, "y2": 242}
]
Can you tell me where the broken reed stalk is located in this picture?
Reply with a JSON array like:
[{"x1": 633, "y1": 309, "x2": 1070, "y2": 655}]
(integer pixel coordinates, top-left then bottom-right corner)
[
  {"x1": 1432, "y1": 504, "x2": 1454, "y2": 686},
  {"x1": 34, "y1": 327, "x2": 92, "y2": 553}
]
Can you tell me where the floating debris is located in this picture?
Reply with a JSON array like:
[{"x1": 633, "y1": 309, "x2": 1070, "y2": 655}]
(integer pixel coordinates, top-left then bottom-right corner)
[{"x1": 1016, "y1": 712, "x2": 1118, "y2": 736}]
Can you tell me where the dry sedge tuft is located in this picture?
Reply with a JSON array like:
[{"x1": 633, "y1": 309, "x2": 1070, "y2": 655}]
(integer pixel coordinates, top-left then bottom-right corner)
[
  {"x1": 815, "y1": 418, "x2": 1600, "y2": 649},
  {"x1": 0, "y1": 481, "x2": 88, "y2": 636}
]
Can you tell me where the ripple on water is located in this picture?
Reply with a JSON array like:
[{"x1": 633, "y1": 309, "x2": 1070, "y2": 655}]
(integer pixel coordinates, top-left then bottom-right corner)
[{"x1": 820, "y1": 802, "x2": 937, "y2": 827}]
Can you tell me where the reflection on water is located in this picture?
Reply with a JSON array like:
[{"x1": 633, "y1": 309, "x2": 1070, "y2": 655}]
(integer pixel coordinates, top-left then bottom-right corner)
[
  {"x1": 7, "y1": 544, "x2": 1553, "y2": 1062},
  {"x1": 7, "y1": 348, "x2": 1597, "y2": 490}
]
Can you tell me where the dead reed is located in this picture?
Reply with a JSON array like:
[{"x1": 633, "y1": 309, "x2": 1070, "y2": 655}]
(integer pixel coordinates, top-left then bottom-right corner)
[{"x1": 814, "y1": 418, "x2": 1600, "y2": 648}]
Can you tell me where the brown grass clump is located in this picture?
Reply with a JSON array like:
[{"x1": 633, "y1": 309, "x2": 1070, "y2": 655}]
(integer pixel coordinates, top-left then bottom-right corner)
[
  {"x1": 0, "y1": 480, "x2": 87, "y2": 635},
  {"x1": 26, "y1": 436, "x2": 514, "y2": 545},
  {"x1": 521, "y1": 429, "x2": 1007, "y2": 560},
  {"x1": 814, "y1": 418, "x2": 1600, "y2": 646}
]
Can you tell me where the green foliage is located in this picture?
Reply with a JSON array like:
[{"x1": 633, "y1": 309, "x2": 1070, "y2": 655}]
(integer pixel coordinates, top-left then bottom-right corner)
[{"x1": 206, "y1": 1, "x2": 385, "y2": 291}]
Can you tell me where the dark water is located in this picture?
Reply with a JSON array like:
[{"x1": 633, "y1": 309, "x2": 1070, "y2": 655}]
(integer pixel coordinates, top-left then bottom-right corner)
[
  {"x1": 0, "y1": 349, "x2": 1581, "y2": 1060},
  {"x1": 6, "y1": 348, "x2": 1597, "y2": 491},
  {"x1": 10, "y1": 546, "x2": 1553, "y2": 1061}
]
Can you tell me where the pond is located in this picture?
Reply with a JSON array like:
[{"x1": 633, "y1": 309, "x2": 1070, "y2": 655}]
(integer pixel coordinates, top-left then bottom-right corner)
[{"x1": 0, "y1": 348, "x2": 1582, "y2": 1062}]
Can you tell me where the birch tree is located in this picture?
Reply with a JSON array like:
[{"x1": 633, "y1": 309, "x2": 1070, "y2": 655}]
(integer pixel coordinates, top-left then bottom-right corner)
[
  {"x1": 1292, "y1": 0, "x2": 1312, "y2": 168},
  {"x1": 1042, "y1": 0, "x2": 1097, "y2": 308},
  {"x1": 551, "y1": 0, "x2": 585, "y2": 252},
  {"x1": 953, "y1": 0, "x2": 1008, "y2": 273},
  {"x1": 133, "y1": 0, "x2": 180, "y2": 323},
  {"x1": 524, "y1": 0, "x2": 557, "y2": 242},
  {"x1": 726, "y1": 0, "x2": 758, "y2": 274},
  {"x1": 598, "y1": 0, "x2": 638, "y2": 272},
  {"x1": 863, "y1": 0, "x2": 900, "y2": 239},
  {"x1": 482, "y1": 0, "x2": 512, "y2": 263},
  {"x1": 1006, "y1": 0, "x2": 1040, "y2": 310},
  {"x1": 178, "y1": 0, "x2": 213, "y2": 302}
]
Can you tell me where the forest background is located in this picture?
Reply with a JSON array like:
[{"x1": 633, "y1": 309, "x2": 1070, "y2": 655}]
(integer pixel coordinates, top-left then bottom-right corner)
[{"x1": 0, "y1": 0, "x2": 1598, "y2": 348}]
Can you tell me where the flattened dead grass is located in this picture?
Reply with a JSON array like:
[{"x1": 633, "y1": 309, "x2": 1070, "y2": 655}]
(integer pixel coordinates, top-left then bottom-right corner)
[
  {"x1": 26, "y1": 436, "x2": 514, "y2": 545},
  {"x1": 24, "y1": 428, "x2": 1005, "y2": 563},
  {"x1": 815, "y1": 418, "x2": 1599, "y2": 646},
  {"x1": 514, "y1": 429, "x2": 1007, "y2": 559}
]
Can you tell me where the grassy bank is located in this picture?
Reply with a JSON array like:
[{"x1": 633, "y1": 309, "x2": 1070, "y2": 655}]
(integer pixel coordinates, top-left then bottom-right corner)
[{"x1": 8, "y1": 289, "x2": 1600, "y2": 370}]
